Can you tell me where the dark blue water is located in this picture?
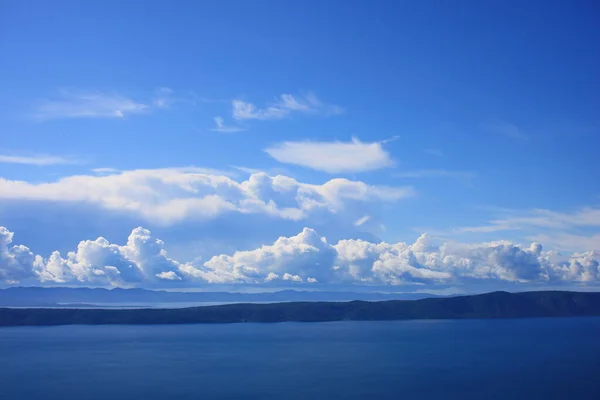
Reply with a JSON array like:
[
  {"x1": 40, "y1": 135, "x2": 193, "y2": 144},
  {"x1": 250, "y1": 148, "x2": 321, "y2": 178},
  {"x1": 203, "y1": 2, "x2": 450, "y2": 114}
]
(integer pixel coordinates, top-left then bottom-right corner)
[{"x1": 1, "y1": 318, "x2": 600, "y2": 399}]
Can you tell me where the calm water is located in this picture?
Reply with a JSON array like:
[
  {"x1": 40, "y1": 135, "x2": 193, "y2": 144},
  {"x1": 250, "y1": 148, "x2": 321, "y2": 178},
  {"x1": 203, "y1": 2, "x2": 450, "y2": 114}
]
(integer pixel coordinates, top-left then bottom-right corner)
[{"x1": 1, "y1": 318, "x2": 600, "y2": 399}]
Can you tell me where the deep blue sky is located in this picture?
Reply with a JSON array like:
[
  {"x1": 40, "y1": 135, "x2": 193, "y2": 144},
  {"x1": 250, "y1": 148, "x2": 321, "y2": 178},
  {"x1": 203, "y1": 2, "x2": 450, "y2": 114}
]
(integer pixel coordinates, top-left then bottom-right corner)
[{"x1": 0, "y1": 0, "x2": 599, "y2": 291}]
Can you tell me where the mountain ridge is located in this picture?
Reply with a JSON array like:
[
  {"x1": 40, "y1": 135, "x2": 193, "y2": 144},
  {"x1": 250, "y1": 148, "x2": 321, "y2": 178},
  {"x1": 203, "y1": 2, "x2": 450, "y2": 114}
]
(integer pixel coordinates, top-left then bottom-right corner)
[
  {"x1": 2, "y1": 290, "x2": 600, "y2": 327},
  {"x1": 0, "y1": 286, "x2": 442, "y2": 307}
]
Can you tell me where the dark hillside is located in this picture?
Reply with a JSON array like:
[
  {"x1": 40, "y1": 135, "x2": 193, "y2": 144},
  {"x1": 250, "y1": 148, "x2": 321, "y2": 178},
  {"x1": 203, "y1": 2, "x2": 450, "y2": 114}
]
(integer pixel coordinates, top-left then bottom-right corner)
[{"x1": 2, "y1": 291, "x2": 600, "y2": 327}]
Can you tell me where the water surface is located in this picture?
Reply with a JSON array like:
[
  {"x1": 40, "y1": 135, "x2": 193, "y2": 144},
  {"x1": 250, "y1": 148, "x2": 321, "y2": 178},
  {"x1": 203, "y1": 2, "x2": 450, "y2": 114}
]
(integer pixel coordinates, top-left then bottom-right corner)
[{"x1": 1, "y1": 317, "x2": 599, "y2": 399}]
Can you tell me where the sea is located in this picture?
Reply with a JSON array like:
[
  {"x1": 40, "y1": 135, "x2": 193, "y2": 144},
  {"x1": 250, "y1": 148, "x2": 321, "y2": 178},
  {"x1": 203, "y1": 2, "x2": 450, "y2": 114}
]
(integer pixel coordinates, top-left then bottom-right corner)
[{"x1": 1, "y1": 317, "x2": 599, "y2": 399}]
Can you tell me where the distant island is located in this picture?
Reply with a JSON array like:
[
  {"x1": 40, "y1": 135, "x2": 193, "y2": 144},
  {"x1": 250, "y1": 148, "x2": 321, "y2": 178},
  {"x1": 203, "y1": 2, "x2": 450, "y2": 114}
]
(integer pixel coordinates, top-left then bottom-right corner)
[
  {"x1": 0, "y1": 286, "x2": 441, "y2": 307},
  {"x1": 2, "y1": 290, "x2": 600, "y2": 327}
]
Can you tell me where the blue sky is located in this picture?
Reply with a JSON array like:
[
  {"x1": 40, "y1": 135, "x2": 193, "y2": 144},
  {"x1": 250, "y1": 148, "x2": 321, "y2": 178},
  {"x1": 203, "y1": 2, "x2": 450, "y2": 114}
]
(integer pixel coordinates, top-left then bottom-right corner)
[{"x1": 0, "y1": 0, "x2": 599, "y2": 292}]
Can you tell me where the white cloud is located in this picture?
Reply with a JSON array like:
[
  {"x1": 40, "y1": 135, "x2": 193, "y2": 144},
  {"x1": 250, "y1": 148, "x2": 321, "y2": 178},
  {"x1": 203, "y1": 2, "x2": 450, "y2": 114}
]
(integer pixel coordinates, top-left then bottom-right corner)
[
  {"x1": 283, "y1": 273, "x2": 303, "y2": 282},
  {"x1": 0, "y1": 154, "x2": 81, "y2": 166},
  {"x1": 31, "y1": 87, "x2": 179, "y2": 120},
  {"x1": 232, "y1": 93, "x2": 343, "y2": 121},
  {"x1": 35, "y1": 226, "x2": 183, "y2": 285},
  {"x1": 355, "y1": 215, "x2": 371, "y2": 227},
  {"x1": 265, "y1": 272, "x2": 280, "y2": 282},
  {"x1": 0, "y1": 226, "x2": 43, "y2": 283},
  {"x1": 233, "y1": 100, "x2": 286, "y2": 120},
  {"x1": 0, "y1": 168, "x2": 413, "y2": 225},
  {"x1": 264, "y1": 137, "x2": 395, "y2": 173},
  {"x1": 200, "y1": 228, "x2": 338, "y2": 284},
  {"x1": 202, "y1": 230, "x2": 599, "y2": 286},
  {"x1": 3, "y1": 226, "x2": 599, "y2": 287},
  {"x1": 32, "y1": 90, "x2": 149, "y2": 120},
  {"x1": 156, "y1": 271, "x2": 182, "y2": 280},
  {"x1": 210, "y1": 116, "x2": 245, "y2": 133},
  {"x1": 203, "y1": 230, "x2": 600, "y2": 286}
]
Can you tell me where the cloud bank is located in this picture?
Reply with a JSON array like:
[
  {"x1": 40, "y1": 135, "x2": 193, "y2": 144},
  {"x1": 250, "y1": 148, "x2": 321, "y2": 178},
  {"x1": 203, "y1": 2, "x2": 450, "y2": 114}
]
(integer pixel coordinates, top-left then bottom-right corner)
[
  {"x1": 2, "y1": 226, "x2": 598, "y2": 288},
  {"x1": 0, "y1": 169, "x2": 414, "y2": 225}
]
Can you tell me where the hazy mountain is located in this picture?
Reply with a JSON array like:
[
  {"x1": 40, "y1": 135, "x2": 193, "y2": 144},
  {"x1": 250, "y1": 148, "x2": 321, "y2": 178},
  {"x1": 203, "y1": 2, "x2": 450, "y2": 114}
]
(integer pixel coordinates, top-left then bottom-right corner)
[{"x1": 0, "y1": 287, "x2": 442, "y2": 307}]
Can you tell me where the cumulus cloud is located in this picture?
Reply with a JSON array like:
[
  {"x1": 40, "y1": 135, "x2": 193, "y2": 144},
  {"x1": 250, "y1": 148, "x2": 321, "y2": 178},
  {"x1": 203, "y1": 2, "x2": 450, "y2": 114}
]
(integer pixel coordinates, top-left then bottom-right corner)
[
  {"x1": 232, "y1": 93, "x2": 343, "y2": 121},
  {"x1": 0, "y1": 169, "x2": 413, "y2": 225},
  {"x1": 201, "y1": 228, "x2": 337, "y2": 284},
  {"x1": 201, "y1": 231, "x2": 600, "y2": 286},
  {"x1": 0, "y1": 226, "x2": 43, "y2": 283},
  {"x1": 2, "y1": 226, "x2": 599, "y2": 288},
  {"x1": 34, "y1": 227, "x2": 183, "y2": 285},
  {"x1": 264, "y1": 138, "x2": 395, "y2": 173}
]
